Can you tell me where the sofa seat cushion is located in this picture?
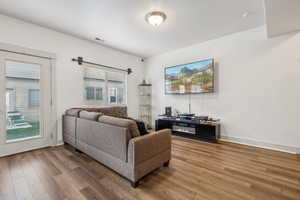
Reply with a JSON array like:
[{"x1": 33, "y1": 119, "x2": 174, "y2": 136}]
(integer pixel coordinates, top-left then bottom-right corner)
[
  {"x1": 98, "y1": 115, "x2": 140, "y2": 138},
  {"x1": 65, "y1": 108, "x2": 82, "y2": 117},
  {"x1": 79, "y1": 111, "x2": 102, "y2": 121}
]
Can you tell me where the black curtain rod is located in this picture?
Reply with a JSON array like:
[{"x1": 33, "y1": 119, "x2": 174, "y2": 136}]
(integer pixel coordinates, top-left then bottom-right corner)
[{"x1": 71, "y1": 57, "x2": 132, "y2": 74}]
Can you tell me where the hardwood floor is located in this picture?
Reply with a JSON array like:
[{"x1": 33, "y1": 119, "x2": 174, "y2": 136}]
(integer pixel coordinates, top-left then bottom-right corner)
[{"x1": 1, "y1": 136, "x2": 300, "y2": 200}]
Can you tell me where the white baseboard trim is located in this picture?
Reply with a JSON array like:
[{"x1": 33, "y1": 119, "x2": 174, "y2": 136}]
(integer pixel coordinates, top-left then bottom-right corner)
[
  {"x1": 55, "y1": 140, "x2": 64, "y2": 146},
  {"x1": 220, "y1": 136, "x2": 300, "y2": 154},
  {"x1": 0, "y1": 144, "x2": 50, "y2": 158},
  {"x1": 0, "y1": 142, "x2": 64, "y2": 158}
]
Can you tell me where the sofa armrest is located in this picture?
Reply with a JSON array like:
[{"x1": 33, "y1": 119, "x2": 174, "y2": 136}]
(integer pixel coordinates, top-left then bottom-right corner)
[{"x1": 128, "y1": 129, "x2": 171, "y2": 165}]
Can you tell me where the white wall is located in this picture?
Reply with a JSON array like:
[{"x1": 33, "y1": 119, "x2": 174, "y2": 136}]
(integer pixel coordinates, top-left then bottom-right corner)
[
  {"x1": 265, "y1": 0, "x2": 300, "y2": 37},
  {"x1": 0, "y1": 14, "x2": 144, "y2": 143},
  {"x1": 145, "y1": 26, "x2": 300, "y2": 153}
]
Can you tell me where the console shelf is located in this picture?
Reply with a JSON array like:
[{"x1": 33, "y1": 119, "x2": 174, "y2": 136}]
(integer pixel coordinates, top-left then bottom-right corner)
[{"x1": 155, "y1": 118, "x2": 220, "y2": 143}]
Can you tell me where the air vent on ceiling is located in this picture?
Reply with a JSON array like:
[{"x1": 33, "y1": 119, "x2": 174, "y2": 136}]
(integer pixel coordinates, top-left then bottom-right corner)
[{"x1": 95, "y1": 37, "x2": 104, "y2": 42}]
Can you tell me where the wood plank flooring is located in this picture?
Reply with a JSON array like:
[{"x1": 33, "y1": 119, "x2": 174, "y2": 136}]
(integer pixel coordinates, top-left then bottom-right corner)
[{"x1": 0, "y1": 136, "x2": 300, "y2": 200}]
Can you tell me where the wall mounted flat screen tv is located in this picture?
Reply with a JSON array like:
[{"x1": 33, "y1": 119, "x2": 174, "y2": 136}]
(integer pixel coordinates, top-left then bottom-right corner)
[{"x1": 165, "y1": 59, "x2": 214, "y2": 94}]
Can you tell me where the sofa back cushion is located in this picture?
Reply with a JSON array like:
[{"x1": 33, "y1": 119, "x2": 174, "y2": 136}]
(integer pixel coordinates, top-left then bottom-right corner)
[
  {"x1": 98, "y1": 115, "x2": 140, "y2": 138},
  {"x1": 79, "y1": 111, "x2": 102, "y2": 121},
  {"x1": 75, "y1": 106, "x2": 127, "y2": 118},
  {"x1": 65, "y1": 108, "x2": 82, "y2": 117}
]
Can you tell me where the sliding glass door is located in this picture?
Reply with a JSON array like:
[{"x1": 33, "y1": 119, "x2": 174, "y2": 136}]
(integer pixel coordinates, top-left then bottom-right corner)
[{"x1": 0, "y1": 51, "x2": 52, "y2": 156}]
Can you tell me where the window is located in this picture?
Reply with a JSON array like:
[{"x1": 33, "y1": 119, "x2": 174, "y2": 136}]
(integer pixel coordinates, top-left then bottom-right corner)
[
  {"x1": 85, "y1": 87, "x2": 103, "y2": 100},
  {"x1": 117, "y1": 88, "x2": 124, "y2": 103},
  {"x1": 108, "y1": 88, "x2": 117, "y2": 104},
  {"x1": 84, "y1": 67, "x2": 126, "y2": 105},
  {"x1": 107, "y1": 71, "x2": 126, "y2": 105},
  {"x1": 85, "y1": 87, "x2": 95, "y2": 100},
  {"x1": 28, "y1": 89, "x2": 40, "y2": 108},
  {"x1": 96, "y1": 88, "x2": 103, "y2": 100},
  {"x1": 6, "y1": 89, "x2": 16, "y2": 112}
]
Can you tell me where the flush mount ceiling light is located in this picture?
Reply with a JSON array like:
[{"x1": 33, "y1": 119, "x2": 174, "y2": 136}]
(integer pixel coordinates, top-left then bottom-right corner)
[{"x1": 145, "y1": 11, "x2": 167, "y2": 27}]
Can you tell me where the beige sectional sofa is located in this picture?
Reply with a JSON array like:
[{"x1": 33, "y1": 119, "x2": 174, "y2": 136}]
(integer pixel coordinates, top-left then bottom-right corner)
[{"x1": 63, "y1": 106, "x2": 171, "y2": 187}]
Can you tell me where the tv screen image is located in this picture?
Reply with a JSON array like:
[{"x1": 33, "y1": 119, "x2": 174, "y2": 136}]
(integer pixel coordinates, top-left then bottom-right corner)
[{"x1": 165, "y1": 59, "x2": 214, "y2": 94}]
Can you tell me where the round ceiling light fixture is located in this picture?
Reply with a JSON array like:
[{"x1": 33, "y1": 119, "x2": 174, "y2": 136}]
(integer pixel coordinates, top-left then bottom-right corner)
[{"x1": 145, "y1": 11, "x2": 167, "y2": 27}]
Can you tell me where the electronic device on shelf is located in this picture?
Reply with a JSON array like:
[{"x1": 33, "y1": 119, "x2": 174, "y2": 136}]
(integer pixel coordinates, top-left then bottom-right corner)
[
  {"x1": 165, "y1": 107, "x2": 172, "y2": 117},
  {"x1": 196, "y1": 116, "x2": 209, "y2": 121},
  {"x1": 179, "y1": 113, "x2": 195, "y2": 117},
  {"x1": 179, "y1": 113, "x2": 195, "y2": 120}
]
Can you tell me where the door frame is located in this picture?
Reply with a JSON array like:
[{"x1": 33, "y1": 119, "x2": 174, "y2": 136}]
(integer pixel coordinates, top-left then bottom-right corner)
[{"x1": 0, "y1": 42, "x2": 57, "y2": 157}]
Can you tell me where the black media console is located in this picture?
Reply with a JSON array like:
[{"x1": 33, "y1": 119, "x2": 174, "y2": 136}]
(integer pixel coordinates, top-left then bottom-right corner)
[{"x1": 155, "y1": 118, "x2": 220, "y2": 143}]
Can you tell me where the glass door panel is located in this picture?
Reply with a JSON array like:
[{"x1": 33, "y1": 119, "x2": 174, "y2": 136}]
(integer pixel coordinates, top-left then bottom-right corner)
[
  {"x1": 0, "y1": 50, "x2": 52, "y2": 157},
  {"x1": 5, "y1": 61, "x2": 41, "y2": 141}
]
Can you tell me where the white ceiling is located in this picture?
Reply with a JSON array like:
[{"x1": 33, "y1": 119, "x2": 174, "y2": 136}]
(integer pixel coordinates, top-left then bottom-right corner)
[{"x1": 0, "y1": 0, "x2": 265, "y2": 58}]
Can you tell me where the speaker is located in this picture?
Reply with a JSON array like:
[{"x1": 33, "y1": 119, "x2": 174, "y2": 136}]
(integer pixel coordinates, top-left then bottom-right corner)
[{"x1": 165, "y1": 107, "x2": 172, "y2": 117}]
